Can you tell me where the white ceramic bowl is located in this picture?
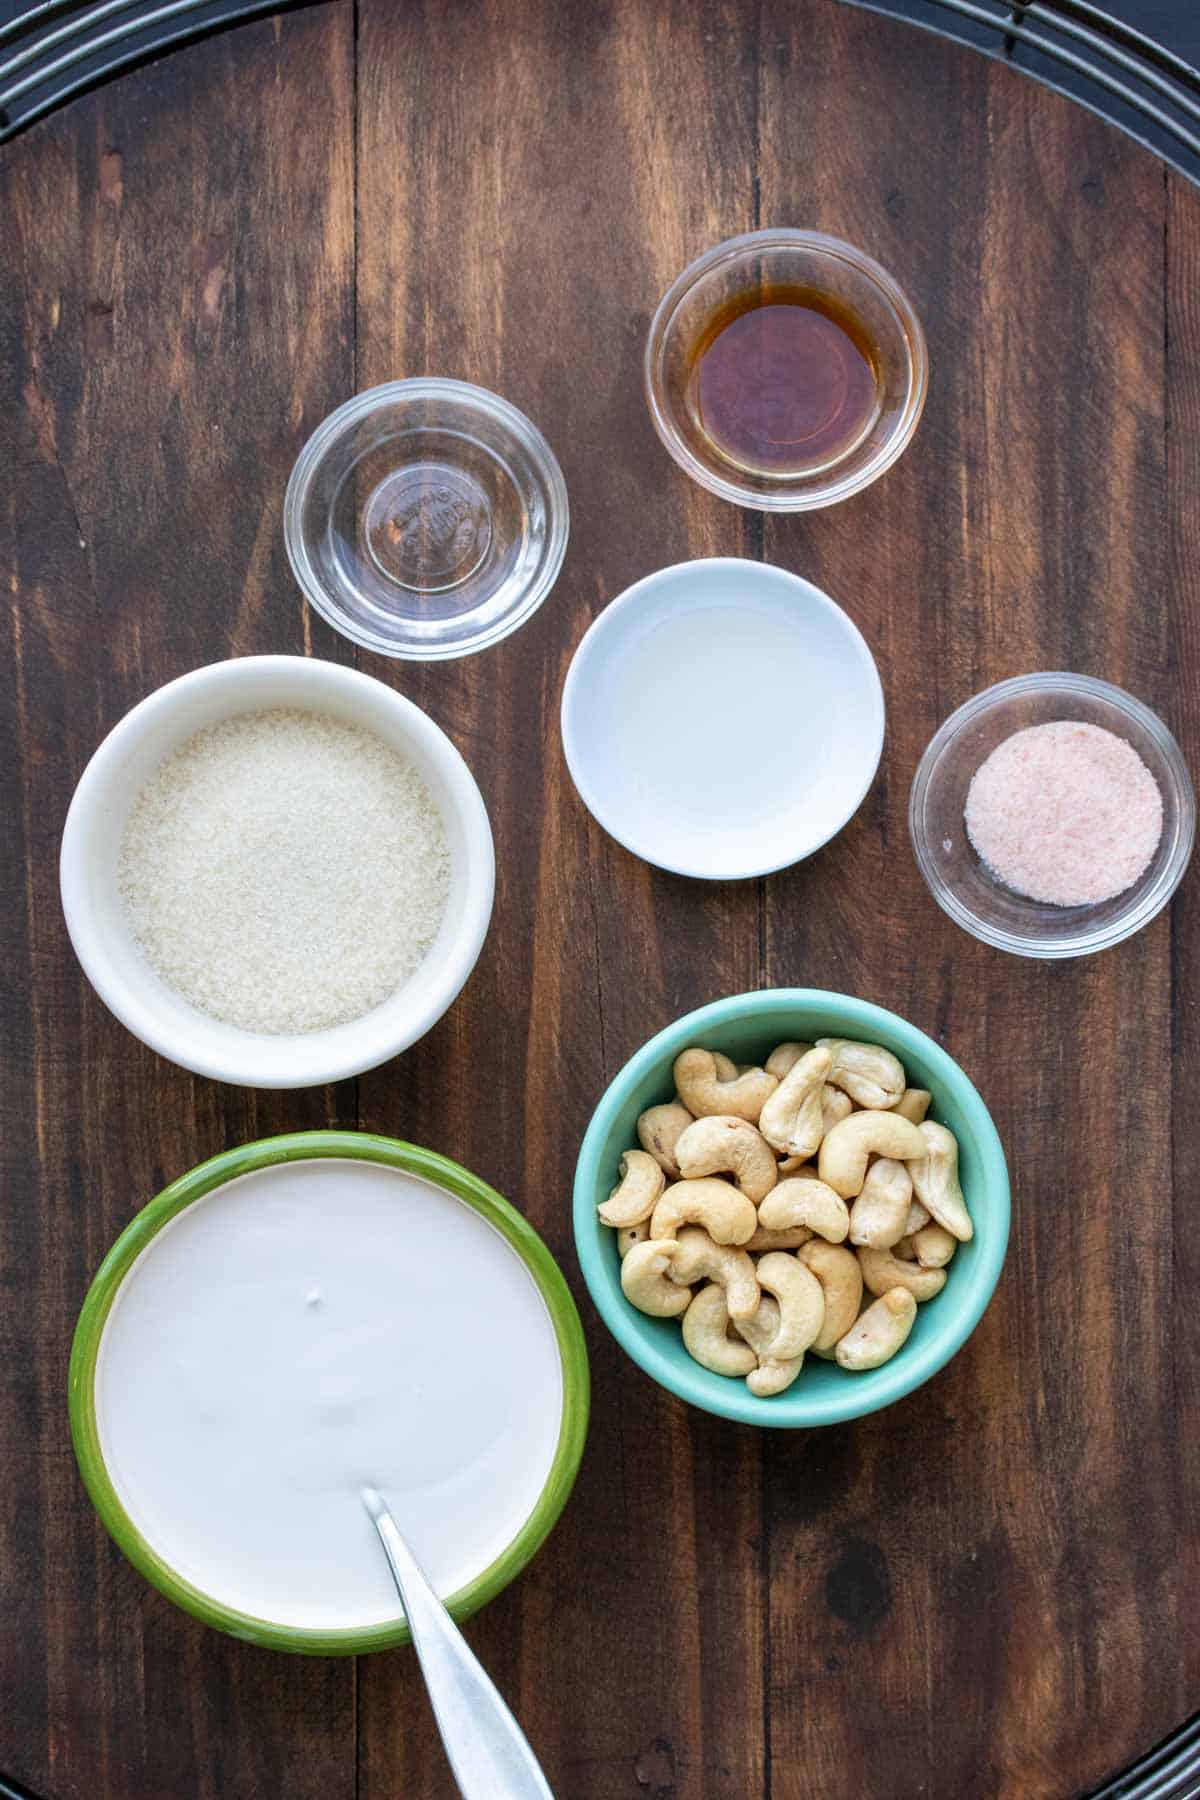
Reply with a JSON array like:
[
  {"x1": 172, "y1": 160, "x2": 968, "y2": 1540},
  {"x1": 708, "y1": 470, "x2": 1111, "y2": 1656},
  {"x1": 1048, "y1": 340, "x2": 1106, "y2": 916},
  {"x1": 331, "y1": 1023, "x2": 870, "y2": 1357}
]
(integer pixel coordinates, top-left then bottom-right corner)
[
  {"x1": 60, "y1": 657, "x2": 495, "y2": 1087},
  {"x1": 560, "y1": 558, "x2": 884, "y2": 879}
]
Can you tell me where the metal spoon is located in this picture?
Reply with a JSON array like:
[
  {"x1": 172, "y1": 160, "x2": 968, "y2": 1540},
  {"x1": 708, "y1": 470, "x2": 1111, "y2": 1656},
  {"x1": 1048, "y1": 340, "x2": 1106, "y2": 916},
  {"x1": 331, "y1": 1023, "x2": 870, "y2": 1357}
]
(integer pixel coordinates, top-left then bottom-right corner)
[{"x1": 360, "y1": 1485, "x2": 554, "y2": 1800}]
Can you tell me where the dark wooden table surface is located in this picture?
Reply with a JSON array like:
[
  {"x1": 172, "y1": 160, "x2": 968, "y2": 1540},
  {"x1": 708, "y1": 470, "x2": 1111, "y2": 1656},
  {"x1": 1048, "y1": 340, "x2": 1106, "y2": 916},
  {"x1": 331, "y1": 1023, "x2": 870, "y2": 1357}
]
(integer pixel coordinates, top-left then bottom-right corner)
[{"x1": 3, "y1": 2, "x2": 1199, "y2": 1796}]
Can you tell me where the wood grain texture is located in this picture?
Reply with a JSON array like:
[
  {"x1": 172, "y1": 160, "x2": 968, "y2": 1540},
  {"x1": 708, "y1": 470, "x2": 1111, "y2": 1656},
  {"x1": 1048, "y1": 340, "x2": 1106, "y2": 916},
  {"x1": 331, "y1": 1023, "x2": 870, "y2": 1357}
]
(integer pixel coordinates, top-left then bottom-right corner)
[
  {"x1": 1167, "y1": 162, "x2": 1200, "y2": 1786},
  {"x1": 758, "y1": 14, "x2": 1179, "y2": 1799},
  {"x1": 0, "y1": 7, "x2": 358, "y2": 1797},
  {"x1": 1, "y1": 1, "x2": 1197, "y2": 1796},
  {"x1": 353, "y1": 4, "x2": 766, "y2": 1794}
]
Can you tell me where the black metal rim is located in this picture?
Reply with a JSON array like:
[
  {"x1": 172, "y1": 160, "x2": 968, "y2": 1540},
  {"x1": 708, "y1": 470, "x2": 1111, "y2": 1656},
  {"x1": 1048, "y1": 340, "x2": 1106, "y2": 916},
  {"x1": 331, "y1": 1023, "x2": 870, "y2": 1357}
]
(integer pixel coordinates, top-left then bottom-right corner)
[
  {"x1": 840, "y1": 0, "x2": 1200, "y2": 184},
  {"x1": 0, "y1": 0, "x2": 323, "y2": 137},
  {"x1": 0, "y1": 0, "x2": 1198, "y2": 172},
  {"x1": 1086, "y1": 1712, "x2": 1200, "y2": 1799}
]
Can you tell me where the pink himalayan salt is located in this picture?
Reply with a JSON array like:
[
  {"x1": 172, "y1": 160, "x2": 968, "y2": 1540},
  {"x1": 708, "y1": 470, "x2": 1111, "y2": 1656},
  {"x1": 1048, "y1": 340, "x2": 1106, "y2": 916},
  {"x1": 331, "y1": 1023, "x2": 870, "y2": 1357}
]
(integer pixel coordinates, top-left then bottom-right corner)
[{"x1": 964, "y1": 720, "x2": 1162, "y2": 908}]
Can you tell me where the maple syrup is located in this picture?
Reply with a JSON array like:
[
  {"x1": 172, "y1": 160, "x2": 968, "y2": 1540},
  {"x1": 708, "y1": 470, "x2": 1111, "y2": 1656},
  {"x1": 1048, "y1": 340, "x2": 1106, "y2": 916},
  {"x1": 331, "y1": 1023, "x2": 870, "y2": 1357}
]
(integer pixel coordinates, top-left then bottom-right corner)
[{"x1": 686, "y1": 283, "x2": 881, "y2": 478}]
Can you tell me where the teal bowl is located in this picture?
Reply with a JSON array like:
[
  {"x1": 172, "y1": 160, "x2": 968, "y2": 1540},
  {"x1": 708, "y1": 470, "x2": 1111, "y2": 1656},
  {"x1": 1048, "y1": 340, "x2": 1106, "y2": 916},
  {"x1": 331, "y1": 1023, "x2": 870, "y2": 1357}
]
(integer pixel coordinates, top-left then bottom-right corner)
[{"x1": 573, "y1": 990, "x2": 1009, "y2": 1427}]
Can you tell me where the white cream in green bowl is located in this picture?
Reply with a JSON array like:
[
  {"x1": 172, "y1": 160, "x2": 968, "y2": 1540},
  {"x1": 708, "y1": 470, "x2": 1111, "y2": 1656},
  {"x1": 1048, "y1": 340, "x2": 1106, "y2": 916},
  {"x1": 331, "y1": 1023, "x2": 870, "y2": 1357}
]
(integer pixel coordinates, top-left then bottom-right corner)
[{"x1": 69, "y1": 1133, "x2": 589, "y2": 1653}]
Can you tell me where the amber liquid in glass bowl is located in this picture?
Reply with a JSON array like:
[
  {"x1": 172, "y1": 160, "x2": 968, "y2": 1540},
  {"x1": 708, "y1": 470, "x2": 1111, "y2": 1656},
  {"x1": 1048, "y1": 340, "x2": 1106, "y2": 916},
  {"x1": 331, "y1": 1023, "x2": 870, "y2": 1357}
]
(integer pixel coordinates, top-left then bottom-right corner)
[{"x1": 685, "y1": 283, "x2": 882, "y2": 480}]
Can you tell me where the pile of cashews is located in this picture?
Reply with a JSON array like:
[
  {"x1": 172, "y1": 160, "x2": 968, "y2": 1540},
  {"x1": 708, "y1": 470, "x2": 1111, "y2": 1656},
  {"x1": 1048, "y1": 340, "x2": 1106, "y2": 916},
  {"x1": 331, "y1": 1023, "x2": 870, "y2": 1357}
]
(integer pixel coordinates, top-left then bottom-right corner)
[{"x1": 599, "y1": 1035, "x2": 973, "y2": 1396}]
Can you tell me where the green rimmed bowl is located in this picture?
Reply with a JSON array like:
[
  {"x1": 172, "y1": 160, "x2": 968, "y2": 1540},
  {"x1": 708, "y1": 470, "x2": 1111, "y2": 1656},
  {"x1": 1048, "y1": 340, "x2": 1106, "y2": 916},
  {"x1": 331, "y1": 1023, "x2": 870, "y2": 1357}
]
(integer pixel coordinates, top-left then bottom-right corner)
[
  {"x1": 573, "y1": 990, "x2": 1008, "y2": 1428},
  {"x1": 70, "y1": 1130, "x2": 589, "y2": 1654}
]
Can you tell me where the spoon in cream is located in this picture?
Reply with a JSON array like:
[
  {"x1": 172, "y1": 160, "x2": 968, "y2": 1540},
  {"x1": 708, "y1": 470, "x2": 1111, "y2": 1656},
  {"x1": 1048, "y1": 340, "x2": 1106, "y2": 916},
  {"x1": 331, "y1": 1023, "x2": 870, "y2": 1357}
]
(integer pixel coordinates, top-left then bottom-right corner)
[{"x1": 360, "y1": 1485, "x2": 554, "y2": 1799}]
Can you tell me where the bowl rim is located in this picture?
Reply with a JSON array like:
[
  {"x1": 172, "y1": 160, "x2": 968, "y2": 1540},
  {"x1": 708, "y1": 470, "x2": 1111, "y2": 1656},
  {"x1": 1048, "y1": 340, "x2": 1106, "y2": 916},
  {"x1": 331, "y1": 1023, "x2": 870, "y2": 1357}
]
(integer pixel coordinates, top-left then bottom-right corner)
[
  {"x1": 58, "y1": 654, "x2": 496, "y2": 1087},
  {"x1": 909, "y1": 671, "x2": 1197, "y2": 959},
  {"x1": 559, "y1": 557, "x2": 886, "y2": 880},
  {"x1": 69, "y1": 1130, "x2": 590, "y2": 1654},
  {"x1": 642, "y1": 228, "x2": 929, "y2": 512},
  {"x1": 283, "y1": 377, "x2": 570, "y2": 661},
  {"x1": 573, "y1": 988, "x2": 1009, "y2": 1427}
]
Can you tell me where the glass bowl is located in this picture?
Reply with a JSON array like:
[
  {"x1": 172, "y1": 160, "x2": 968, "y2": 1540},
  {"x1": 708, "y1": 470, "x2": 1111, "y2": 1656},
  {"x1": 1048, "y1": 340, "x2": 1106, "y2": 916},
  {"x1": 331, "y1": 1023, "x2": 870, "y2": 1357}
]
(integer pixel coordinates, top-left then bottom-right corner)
[
  {"x1": 643, "y1": 228, "x2": 928, "y2": 511},
  {"x1": 284, "y1": 379, "x2": 569, "y2": 660},
  {"x1": 909, "y1": 673, "x2": 1195, "y2": 959}
]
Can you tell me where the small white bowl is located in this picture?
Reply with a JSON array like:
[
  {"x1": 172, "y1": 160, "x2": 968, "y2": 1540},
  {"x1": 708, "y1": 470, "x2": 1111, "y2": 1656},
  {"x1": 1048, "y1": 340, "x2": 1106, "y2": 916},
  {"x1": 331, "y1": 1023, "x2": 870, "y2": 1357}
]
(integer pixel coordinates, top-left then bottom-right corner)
[
  {"x1": 60, "y1": 657, "x2": 495, "y2": 1088},
  {"x1": 560, "y1": 558, "x2": 884, "y2": 879}
]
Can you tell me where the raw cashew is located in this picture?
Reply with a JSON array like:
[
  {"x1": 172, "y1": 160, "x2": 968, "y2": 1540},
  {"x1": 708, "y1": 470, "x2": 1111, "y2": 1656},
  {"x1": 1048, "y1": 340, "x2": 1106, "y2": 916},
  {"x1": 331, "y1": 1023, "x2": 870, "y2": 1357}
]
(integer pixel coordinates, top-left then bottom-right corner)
[
  {"x1": 744, "y1": 1360, "x2": 802, "y2": 1404},
  {"x1": 650, "y1": 1178, "x2": 757, "y2": 1246},
  {"x1": 908, "y1": 1121, "x2": 973, "y2": 1242},
  {"x1": 905, "y1": 1199, "x2": 931, "y2": 1236},
  {"x1": 757, "y1": 1047, "x2": 834, "y2": 1157},
  {"x1": 598, "y1": 1149, "x2": 665, "y2": 1227},
  {"x1": 848, "y1": 1157, "x2": 913, "y2": 1249},
  {"x1": 736, "y1": 1294, "x2": 804, "y2": 1397},
  {"x1": 673, "y1": 1048, "x2": 777, "y2": 1123},
  {"x1": 746, "y1": 1223, "x2": 812, "y2": 1252},
  {"x1": 822, "y1": 1087, "x2": 854, "y2": 1134},
  {"x1": 753, "y1": 1252, "x2": 826, "y2": 1361},
  {"x1": 636, "y1": 1102, "x2": 694, "y2": 1180},
  {"x1": 818, "y1": 1111, "x2": 926, "y2": 1199},
  {"x1": 748, "y1": 1357, "x2": 804, "y2": 1398},
  {"x1": 816, "y1": 1038, "x2": 906, "y2": 1110},
  {"x1": 675, "y1": 1115, "x2": 778, "y2": 1204},
  {"x1": 682, "y1": 1284, "x2": 757, "y2": 1377},
  {"x1": 835, "y1": 1288, "x2": 917, "y2": 1369},
  {"x1": 913, "y1": 1222, "x2": 958, "y2": 1268},
  {"x1": 617, "y1": 1220, "x2": 652, "y2": 1257},
  {"x1": 736, "y1": 1293, "x2": 780, "y2": 1356},
  {"x1": 619, "y1": 1240, "x2": 690, "y2": 1318},
  {"x1": 799, "y1": 1241, "x2": 863, "y2": 1352},
  {"x1": 614, "y1": 1029, "x2": 969, "y2": 1394},
  {"x1": 667, "y1": 1226, "x2": 759, "y2": 1322},
  {"x1": 758, "y1": 1176, "x2": 850, "y2": 1244},
  {"x1": 857, "y1": 1244, "x2": 948, "y2": 1303}
]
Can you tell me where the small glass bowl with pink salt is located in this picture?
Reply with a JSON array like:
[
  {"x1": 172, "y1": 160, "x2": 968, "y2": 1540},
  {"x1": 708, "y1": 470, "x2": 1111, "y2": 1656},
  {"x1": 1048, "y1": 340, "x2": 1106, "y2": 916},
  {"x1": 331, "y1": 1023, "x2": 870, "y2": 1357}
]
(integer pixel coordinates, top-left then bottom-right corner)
[{"x1": 909, "y1": 673, "x2": 1195, "y2": 958}]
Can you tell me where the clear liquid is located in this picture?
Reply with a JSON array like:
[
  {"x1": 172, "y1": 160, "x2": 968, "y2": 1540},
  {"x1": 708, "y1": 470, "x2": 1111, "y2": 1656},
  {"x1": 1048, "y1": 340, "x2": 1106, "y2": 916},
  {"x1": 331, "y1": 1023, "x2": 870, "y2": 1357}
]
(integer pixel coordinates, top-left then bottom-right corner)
[{"x1": 589, "y1": 596, "x2": 866, "y2": 875}]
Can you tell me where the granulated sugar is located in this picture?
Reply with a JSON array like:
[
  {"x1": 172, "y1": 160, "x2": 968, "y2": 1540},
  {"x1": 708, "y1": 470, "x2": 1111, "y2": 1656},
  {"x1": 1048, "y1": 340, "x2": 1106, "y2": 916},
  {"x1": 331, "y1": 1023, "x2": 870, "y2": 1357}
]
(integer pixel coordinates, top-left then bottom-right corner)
[
  {"x1": 119, "y1": 709, "x2": 450, "y2": 1033},
  {"x1": 964, "y1": 720, "x2": 1162, "y2": 908}
]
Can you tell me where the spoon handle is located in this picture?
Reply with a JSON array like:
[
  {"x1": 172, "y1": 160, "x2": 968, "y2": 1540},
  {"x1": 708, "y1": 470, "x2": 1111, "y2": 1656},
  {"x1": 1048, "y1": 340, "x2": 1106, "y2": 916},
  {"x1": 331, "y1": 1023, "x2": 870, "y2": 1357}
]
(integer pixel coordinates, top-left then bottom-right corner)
[{"x1": 361, "y1": 1487, "x2": 554, "y2": 1800}]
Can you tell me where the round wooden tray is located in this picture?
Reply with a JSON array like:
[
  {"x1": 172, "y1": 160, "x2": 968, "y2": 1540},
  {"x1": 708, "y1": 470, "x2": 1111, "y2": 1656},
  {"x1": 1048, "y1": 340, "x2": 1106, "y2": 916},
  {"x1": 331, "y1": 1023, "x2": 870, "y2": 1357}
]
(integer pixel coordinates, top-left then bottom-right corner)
[{"x1": 2, "y1": 2, "x2": 1198, "y2": 1795}]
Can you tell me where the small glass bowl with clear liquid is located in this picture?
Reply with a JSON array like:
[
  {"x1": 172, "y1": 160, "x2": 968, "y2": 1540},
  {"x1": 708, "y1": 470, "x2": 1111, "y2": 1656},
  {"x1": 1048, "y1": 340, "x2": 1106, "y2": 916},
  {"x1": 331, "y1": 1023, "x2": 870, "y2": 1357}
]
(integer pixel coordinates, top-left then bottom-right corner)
[{"x1": 284, "y1": 379, "x2": 569, "y2": 660}]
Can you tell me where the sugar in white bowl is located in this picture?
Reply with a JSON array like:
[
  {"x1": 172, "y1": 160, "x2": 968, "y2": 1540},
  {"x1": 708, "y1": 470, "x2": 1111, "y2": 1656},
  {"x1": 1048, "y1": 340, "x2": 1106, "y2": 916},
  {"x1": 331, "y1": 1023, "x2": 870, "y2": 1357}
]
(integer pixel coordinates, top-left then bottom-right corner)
[
  {"x1": 60, "y1": 656, "x2": 495, "y2": 1087},
  {"x1": 119, "y1": 709, "x2": 450, "y2": 1034}
]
